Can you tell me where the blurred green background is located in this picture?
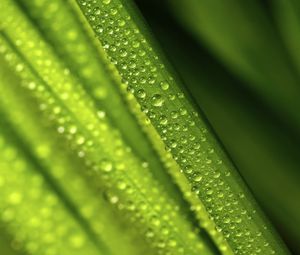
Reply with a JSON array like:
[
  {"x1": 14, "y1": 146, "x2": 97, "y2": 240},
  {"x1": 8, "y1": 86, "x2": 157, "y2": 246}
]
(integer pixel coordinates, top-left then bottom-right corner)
[{"x1": 134, "y1": 0, "x2": 300, "y2": 254}]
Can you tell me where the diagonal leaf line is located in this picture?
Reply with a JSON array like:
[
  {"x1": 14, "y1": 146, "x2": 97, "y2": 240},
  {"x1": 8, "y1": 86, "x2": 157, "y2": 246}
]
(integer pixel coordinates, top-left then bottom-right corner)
[
  {"x1": 13, "y1": 0, "x2": 143, "y2": 160},
  {"x1": 0, "y1": 30, "x2": 111, "y2": 255},
  {"x1": 65, "y1": 0, "x2": 210, "y2": 230},
  {"x1": 14, "y1": 0, "x2": 188, "y2": 211},
  {"x1": 13, "y1": 0, "x2": 159, "y2": 167},
  {"x1": 0, "y1": 30, "x2": 206, "y2": 255},
  {"x1": 0, "y1": 109, "x2": 109, "y2": 255},
  {"x1": 74, "y1": 1, "x2": 234, "y2": 253},
  {"x1": 74, "y1": 0, "x2": 291, "y2": 254}
]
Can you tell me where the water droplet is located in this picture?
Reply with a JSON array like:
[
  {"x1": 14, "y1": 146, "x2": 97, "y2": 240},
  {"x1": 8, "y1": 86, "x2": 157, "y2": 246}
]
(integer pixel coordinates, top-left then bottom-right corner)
[
  {"x1": 136, "y1": 89, "x2": 146, "y2": 99},
  {"x1": 179, "y1": 108, "x2": 187, "y2": 115},
  {"x1": 76, "y1": 136, "x2": 85, "y2": 145},
  {"x1": 57, "y1": 126, "x2": 65, "y2": 134},
  {"x1": 69, "y1": 234, "x2": 85, "y2": 248},
  {"x1": 100, "y1": 159, "x2": 113, "y2": 172},
  {"x1": 28, "y1": 82, "x2": 36, "y2": 90},
  {"x1": 96, "y1": 25, "x2": 104, "y2": 34},
  {"x1": 69, "y1": 125, "x2": 77, "y2": 134},
  {"x1": 193, "y1": 173, "x2": 202, "y2": 182},
  {"x1": 117, "y1": 181, "x2": 126, "y2": 190},
  {"x1": 132, "y1": 40, "x2": 140, "y2": 48},
  {"x1": 16, "y1": 64, "x2": 24, "y2": 72},
  {"x1": 119, "y1": 48, "x2": 127, "y2": 57},
  {"x1": 118, "y1": 19, "x2": 126, "y2": 27},
  {"x1": 160, "y1": 81, "x2": 169, "y2": 90},
  {"x1": 151, "y1": 94, "x2": 164, "y2": 107},
  {"x1": 171, "y1": 111, "x2": 178, "y2": 119},
  {"x1": 97, "y1": 111, "x2": 106, "y2": 119},
  {"x1": 9, "y1": 192, "x2": 22, "y2": 204},
  {"x1": 159, "y1": 115, "x2": 168, "y2": 125},
  {"x1": 184, "y1": 165, "x2": 192, "y2": 174},
  {"x1": 93, "y1": 7, "x2": 101, "y2": 15}
]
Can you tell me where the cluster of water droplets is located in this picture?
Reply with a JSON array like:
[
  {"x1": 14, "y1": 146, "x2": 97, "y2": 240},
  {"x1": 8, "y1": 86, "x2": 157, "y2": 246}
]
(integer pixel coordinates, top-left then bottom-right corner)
[
  {"x1": 21, "y1": 0, "x2": 175, "y2": 200},
  {"x1": 76, "y1": 0, "x2": 279, "y2": 254},
  {"x1": 0, "y1": 133, "x2": 100, "y2": 255},
  {"x1": 0, "y1": 66, "x2": 147, "y2": 255},
  {"x1": 0, "y1": 3, "x2": 208, "y2": 254}
]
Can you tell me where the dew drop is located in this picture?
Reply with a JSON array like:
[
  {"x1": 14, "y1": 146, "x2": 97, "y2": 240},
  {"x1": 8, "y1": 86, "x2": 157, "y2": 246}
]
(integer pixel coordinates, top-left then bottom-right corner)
[
  {"x1": 132, "y1": 40, "x2": 140, "y2": 48},
  {"x1": 28, "y1": 82, "x2": 36, "y2": 90},
  {"x1": 110, "y1": 196, "x2": 119, "y2": 204},
  {"x1": 97, "y1": 111, "x2": 106, "y2": 119},
  {"x1": 93, "y1": 7, "x2": 101, "y2": 15},
  {"x1": 136, "y1": 89, "x2": 146, "y2": 99},
  {"x1": 100, "y1": 159, "x2": 113, "y2": 172},
  {"x1": 69, "y1": 235, "x2": 85, "y2": 248},
  {"x1": 159, "y1": 115, "x2": 168, "y2": 125},
  {"x1": 160, "y1": 81, "x2": 169, "y2": 91},
  {"x1": 76, "y1": 136, "x2": 85, "y2": 145},
  {"x1": 193, "y1": 174, "x2": 203, "y2": 182},
  {"x1": 9, "y1": 192, "x2": 22, "y2": 205},
  {"x1": 184, "y1": 165, "x2": 193, "y2": 174},
  {"x1": 57, "y1": 126, "x2": 65, "y2": 134},
  {"x1": 16, "y1": 64, "x2": 24, "y2": 72},
  {"x1": 151, "y1": 94, "x2": 164, "y2": 107},
  {"x1": 69, "y1": 125, "x2": 77, "y2": 134},
  {"x1": 119, "y1": 48, "x2": 127, "y2": 57},
  {"x1": 118, "y1": 19, "x2": 126, "y2": 27},
  {"x1": 96, "y1": 25, "x2": 104, "y2": 34}
]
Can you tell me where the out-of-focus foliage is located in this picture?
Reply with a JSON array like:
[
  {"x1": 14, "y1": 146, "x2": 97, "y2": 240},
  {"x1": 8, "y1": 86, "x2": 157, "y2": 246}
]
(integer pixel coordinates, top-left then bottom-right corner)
[{"x1": 0, "y1": 0, "x2": 298, "y2": 254}]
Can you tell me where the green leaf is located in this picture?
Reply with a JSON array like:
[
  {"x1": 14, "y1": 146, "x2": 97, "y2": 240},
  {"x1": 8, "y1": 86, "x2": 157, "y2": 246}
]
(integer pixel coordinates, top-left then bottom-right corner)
[
  {"x1": 0, "y1": 0, "x2": 293, "y2": 254},
  {"x1": 14, "y1": 0, "x2": 187, "y2": 210},
  {"x1": 0, "y1": 1, "x2": 212, "y2": 254},
  {"x1": 145, "y1": 13, "x2": 300, "y2": 249},
  {"x1": 75, "y1": 0, "x2": 290, "y2": 254},
  {"x1": 0, "y1": 54, "x2": 144, "y2": 255}
]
